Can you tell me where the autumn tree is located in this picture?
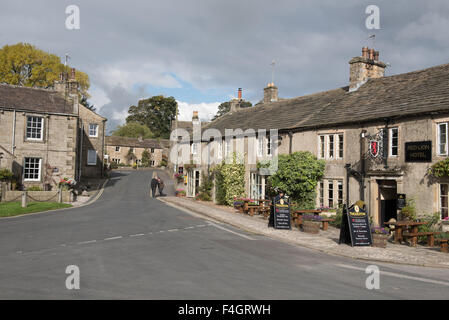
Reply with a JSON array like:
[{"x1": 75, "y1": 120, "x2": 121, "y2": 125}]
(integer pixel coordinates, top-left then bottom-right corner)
[
  {"x1": 126, "y1": 95, "x2": 177, "y2": 139},
  {"x1": 212, "y1": 100, "x2": 252, "y2": 121},
  {"x1": 0, "y1": 43, "x2": 90, "y2": 98}
]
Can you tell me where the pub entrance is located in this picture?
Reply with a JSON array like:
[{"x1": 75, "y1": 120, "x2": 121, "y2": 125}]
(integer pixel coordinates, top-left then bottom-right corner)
[{"x1": 378, "y1": 180, "x2": 397, "y2": 225}]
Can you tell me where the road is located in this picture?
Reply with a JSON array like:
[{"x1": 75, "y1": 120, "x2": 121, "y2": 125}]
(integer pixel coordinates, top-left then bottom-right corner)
[{"x1": 0, "y1": 170, "x2": 449, "y2": 299}]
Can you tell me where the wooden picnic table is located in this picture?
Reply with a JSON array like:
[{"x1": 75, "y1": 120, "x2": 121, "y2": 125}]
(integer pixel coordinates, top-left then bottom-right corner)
[
  {"x1": 384, "y1": 221, "x2": 429, "y2": 246},
  {"x1": 238, "y1": 199, "x2": 272, "y2": 216}
]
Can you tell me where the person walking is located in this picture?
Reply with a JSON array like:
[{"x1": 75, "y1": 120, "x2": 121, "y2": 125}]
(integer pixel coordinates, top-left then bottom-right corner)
[
  {"x1": 150, "y1": 172, "x2": 159, "y2": 198},
  {"x1": 158, "y1": 177, "x2": 165, "y2": 197}
]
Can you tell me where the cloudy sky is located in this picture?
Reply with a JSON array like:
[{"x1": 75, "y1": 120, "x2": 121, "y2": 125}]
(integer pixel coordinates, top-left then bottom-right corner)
[{"x1": 2, "y1": 0, "x2": 449, "y2": 133}]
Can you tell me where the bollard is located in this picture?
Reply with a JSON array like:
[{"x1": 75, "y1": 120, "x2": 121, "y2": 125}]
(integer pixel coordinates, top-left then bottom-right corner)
[
  {"x1": 58, "y1": 187, "x2": 63, "y2": 203},
  {"x1": 21, "y1": 191, "x2": 27, "y2": 208}
]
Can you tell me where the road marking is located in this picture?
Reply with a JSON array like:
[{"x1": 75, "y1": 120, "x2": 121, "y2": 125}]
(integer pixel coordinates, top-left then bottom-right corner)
[
  {"x1": 196, "y1": 224, "x2": 206, "y2": 228},
  {"x1": 77, "y1": 240, "x2": 97, "y2": 245},
  {"x1": 335, "y1": 264, "x2": 449, "y2": 287},
  {"x1": 104, "y1": 236, "x2": 122, "y2": 241},
  {"x1": 208, "y1": 222, "x2": 255, "y2": 240},
  {"x1": 130, "y1": 233, "x2": 145, "y2": 237},
  {"x1": 167, "y1": 229, "x2": 179, "y2": 232},
  {"x1": 184, "y1": 226, "x2": 194, "y2": 230}
]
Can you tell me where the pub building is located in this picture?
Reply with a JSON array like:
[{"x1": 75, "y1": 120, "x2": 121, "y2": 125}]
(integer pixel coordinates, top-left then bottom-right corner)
[{"x1": 173, "y1": 47, "x2": 449, "y2": 227}]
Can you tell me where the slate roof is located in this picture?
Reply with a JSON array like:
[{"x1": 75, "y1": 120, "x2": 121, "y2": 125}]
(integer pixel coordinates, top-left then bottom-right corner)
[
  {"x1": 0, "y1": 84, "x2": 74, "y2": 114},
  {"x1": 105, "y1": 136, "x2": 163, "y2": 149},
  {"x1": 204, "y1": 62, "x2": 449, "y2": 134}
]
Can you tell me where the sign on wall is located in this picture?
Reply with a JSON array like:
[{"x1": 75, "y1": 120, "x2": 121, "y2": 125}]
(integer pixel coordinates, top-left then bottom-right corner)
[
  {"x1": 397, "y1": 193, "x2": 406, "y2": 209},
  {"x1": 405, "y1": 141, "x2": 432, "y2": 162}
]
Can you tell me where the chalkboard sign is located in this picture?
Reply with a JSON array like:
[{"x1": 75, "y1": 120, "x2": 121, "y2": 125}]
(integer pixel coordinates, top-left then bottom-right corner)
[
  {"x1": 397, "y1": 194, "x2": 406, "y2": 209},
  {"x1": 339, "y1": 204, "x2": 372, "y2": 246},
  {"x1": 273, "y1": 198, "x2": 291, "y2": 230},
  {"x1": 405, "y1": 141, "x2": 432, "y2": 162}
]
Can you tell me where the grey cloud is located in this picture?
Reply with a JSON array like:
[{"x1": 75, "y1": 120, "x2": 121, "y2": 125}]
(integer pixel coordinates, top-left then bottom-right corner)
[{"x1": 1, "y1": 0, "x2": 449, "y2": 131}]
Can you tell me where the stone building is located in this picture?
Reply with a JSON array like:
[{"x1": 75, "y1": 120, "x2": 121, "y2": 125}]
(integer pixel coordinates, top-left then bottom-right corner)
[
  {"x1": 0, "y1": 69, "x2": 107, "y2": 190},
  {"x1": 105, "y1": 136, "x2": 165, "y2": 167},
  {"x1": 175, "y1": 47, "x2": 449, "y2": 226}
]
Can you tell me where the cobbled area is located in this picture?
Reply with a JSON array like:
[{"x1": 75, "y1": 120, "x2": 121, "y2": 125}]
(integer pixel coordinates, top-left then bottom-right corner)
[{"x1": 161, "y1": 196, "x2": 449, "y2": 269}]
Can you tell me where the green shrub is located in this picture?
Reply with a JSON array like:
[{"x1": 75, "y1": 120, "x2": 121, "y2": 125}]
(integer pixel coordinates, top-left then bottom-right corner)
[
  {"x1": 401, "y1": 198, "x2": 417, "y2": 221},
  {"x1": 330, "y1": 206, "x2": 344, "y2": 228},
  {"x1": 417, "y1": 212, "x2": 441, "y2": 243},
  {"x1": 260, "y1": 151, "x2": 325, "y2": 209},
  {"x1": 197, "y1": 173, "x2": 213, "y2": 201},
  {"x1": 110, "y1": 162, "x2": 119, "y2": 170},
  {"x1": 0, "y1": 169, "x2": 13, "y2": 181},
  {"x1": 214, "y1": 153, "x2": 245, "y2": 205},
  {"x1": 27, "y1": 186, "x2": 43, "y2": 191}
]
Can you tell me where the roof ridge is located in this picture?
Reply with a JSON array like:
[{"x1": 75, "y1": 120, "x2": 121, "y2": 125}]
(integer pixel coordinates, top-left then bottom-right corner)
[{"x1": 0, "y1": 83, "x2": 58, "y2": 93}]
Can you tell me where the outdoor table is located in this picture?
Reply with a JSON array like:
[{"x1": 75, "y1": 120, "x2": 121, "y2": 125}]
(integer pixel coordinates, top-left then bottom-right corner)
[{"x1": 384, "y1": 221, "x2": 427, "y2": 245}]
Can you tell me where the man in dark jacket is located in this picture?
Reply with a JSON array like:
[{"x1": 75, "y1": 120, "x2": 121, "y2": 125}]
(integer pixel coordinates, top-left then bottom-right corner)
[
  {"x1": 158, "y1": 178, "x2": 165, "y2": 197},
  {"x1": 150, "y1": 173, "x2": 159, "y2": 198}
]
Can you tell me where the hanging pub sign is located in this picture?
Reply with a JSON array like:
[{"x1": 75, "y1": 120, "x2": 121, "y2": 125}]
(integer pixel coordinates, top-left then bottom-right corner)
[
  {"x1": 369, "y1": 140, "x2": 380, "y2": 158},
  {"x1": 397, "y1": 193, "x2": 406, "y2": 209},
  {"x1": 405, "y1": 141, "x2": 432, "y2": 162},
  {"x1": 339, "y1": 204, "x2": 372, "y2": 247},
  {"x1": 273, "y1": 197, "x2": 291, "y2": 230}
]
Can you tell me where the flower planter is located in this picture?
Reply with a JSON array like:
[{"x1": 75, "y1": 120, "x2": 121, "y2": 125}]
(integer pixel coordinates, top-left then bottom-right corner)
[
  {"x1": 372, "y1": 233, "x2": 389, "y2": 248},
  {"x1": 302, "y1": 220, "x2": 320, "y2": 234}
]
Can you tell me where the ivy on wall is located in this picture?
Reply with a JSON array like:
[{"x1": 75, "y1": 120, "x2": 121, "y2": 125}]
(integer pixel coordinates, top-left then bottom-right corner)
[
  {"x1": 428, "y1": 158, "x2": 449, "y2": 178},
  {"x1": 213, "y1": 153, "x2": 245, "y2": 205}
]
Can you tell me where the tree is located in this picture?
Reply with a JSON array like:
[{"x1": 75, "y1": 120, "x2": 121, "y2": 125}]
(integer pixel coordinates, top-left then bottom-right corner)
[
  {"x1": 111, "y1": 122, "x2": 154, "y2": 139},
  {"x1": 126, "y1": 95, "x2": 177, "y2": 139},
  {"x1": 141, "y1": 149, "x2": 152, "y2": 167},
  {"x1": 262, "y1": 152, "x2": 326, "y2": 209},
  {"x1": 212, "y1": 100, "x2": 252, "y2": 121},
  {"x1": 80, "y1": 96, "x2": 96, "y2": 112},
  {"x1": 0, "y1": 43, "x2": 90, "y2": 98}
]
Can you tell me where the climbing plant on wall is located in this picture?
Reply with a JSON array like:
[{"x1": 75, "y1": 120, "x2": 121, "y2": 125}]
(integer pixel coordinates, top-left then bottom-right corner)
[{"x1": 213, "y1": 153, "x2": 245, "y2": 206}]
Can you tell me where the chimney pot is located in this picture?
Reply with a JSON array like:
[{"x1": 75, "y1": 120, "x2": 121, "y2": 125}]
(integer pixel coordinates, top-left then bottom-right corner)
[
  {"x1": 369, "y1": 49, "x2": 375, "y2": 60},
  {"x1": 238, "y1": 88, "x2": 242, "y2": 100},
  {"x1": 374, "y1": 50, "x2": 379, "y2": 61},
  {"x1": 70, "y1": 68, "x2": 76, "y2": 80},
  {"x1": 362, "y1": 47, "x2": 369, "y2": 59}
]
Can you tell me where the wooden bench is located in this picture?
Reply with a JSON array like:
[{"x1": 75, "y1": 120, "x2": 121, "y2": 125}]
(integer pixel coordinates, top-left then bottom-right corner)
[
  {"x1": 293, "y1": 216, "x2": 334, "y2": 231},
  {"x1": 402, "y1": 231, "x2": 439, "y2": 247},
  {"x1": 437, "y1": 239, "x2": 448, "y2": 253}
]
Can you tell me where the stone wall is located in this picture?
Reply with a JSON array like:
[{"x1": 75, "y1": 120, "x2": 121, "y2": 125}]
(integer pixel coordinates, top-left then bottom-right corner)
[
  {"x1": 106, "y1": 145, "x2": 163, "y2": 167},
  {"x1": 2, "y1": 190, "x2": 72, "y2": 202}
]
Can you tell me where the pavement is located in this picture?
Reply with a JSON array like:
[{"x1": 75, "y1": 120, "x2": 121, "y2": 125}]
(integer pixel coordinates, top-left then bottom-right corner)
[
  {"x1": 0, "y1": 170, "x2": 449, "y2": 299},
  {"x1": 160, "y1": 197, "x2": 449, "y2": 269}
]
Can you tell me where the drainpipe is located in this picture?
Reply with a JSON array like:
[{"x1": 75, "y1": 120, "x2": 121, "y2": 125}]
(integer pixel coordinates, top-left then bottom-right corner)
[
  {"x1": 288, "y1": 131, "x2": 293, "y2": 154},
  {"x1": 78, "y1": 119, "x2": 83, "y2": 180},
  {"x1": 360, "y1": 130, "x2": 366, "y2": 201},
  {"x1": 345, "y1": 163, "x2": 351, "y2": 206},
  {"x1": 11, "y1": 110, "x2": 16, "y2": 155}
]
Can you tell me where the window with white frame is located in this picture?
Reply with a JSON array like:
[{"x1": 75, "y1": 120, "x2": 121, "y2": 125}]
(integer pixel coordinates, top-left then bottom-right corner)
[
  {"x1": 389, "y1": 127, "x2": 398, "y2": 157},
  {"x1": 338, "y1": 134, "x2": 344, "y2": 159},
  {"x1": 225, "y1": 139, "x2": 231, "y2": 156},
  {"x1": 267, "y1": 136, "x2": 272, "y2": 156},
  {"x1": 337, "y1": 181, "x2": 343, "y2": 206},
  {"x1": 438, "y1": 123, "x2": 448, "y2": 156},
  {"x1": 440, "y1": 184, "x2": 449, "y2": 219},
  {"x1": 87, "y1": 149, "x2": 97, "y2": 165},
  {"x1": 319, "y1": 181, "x2": 324, "y2": 207},
  {"x1": 319, "y1": 133, "x2": 343, "y2": 159},
  {"x1": 23, "y1": 157, "x2": 41, "y2": 181},
  {"x1": 217, "y1": 140, "x2": 223, "y2": 159},
  {"x1": 328, "y1": 181, "x2": 334, "y2": 208},
  {"x1": 250, "y1": 173, "x2": 264, "y2": 200},
  {"x1": 26, "y1": 116, "x2": 44, "y2": 140},
  {"x1": 319, "y1": 135, "x2": 325, "y2": 159},
  {"x1": 257, "y1": 136, "x2": 264, "y2": 157},
  {"x1": 89, "y1": 123, "x2": 98, "y2": 137},
  {"x1": 115, "y1": 146, "x2": 120, "y2": 152},
  {"x1": 191, "y1": 142, "x2": 198, "y2": 155}
]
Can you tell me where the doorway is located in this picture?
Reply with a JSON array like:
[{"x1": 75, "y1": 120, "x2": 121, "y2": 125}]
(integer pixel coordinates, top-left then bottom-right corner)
[{"x1": 378, "y1": 180, "x2": 397, "y2": 225}]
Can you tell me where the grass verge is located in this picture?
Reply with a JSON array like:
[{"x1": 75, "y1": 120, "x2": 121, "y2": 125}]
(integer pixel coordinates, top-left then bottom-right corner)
[{"x1": 0, "y1": 201, "x2": 72, "y2": 218}]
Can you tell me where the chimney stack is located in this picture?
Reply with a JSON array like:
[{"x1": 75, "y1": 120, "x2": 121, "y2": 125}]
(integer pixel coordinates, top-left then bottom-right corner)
[
  {"x1": 349, "y1": 47, "x2": 386, "y2": 92},
  {"x1": 67, "y1": 68, "x2": 79, "y2": 114},
  {"x1": 263, "y1": 82, "x2": 278, "y2": 103},
  {"x1": 238, "y1": 88, "x2": 242, "y2": 100}
]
